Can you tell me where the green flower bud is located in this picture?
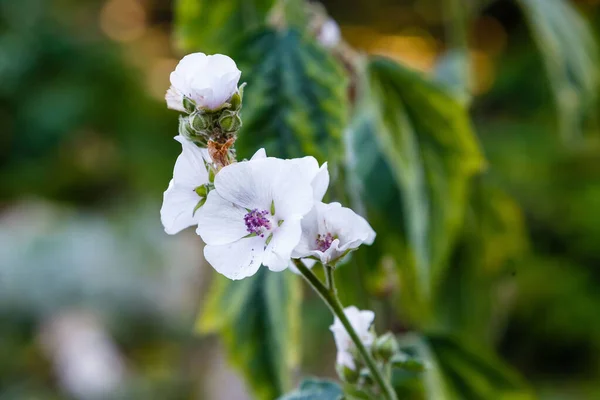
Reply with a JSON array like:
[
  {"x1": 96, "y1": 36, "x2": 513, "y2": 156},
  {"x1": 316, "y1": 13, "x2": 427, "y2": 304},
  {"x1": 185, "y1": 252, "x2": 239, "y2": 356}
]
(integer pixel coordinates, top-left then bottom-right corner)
[
  {"x1": 228, "y1": 83, "x2": 246, "y2": 111},
  {"x1": 373, "y1": 332, "x2": 399, "y2": 362},
  {"x1": 179, "y1": 116, "x2": 194, "y2": 137},
  {"x1": 190, "y1": 111, "x2": 210, "y2": 132},
  {"x1": 194, "y1": 184, "x2": 208, "y2": 198},
  {"x1": 183, "y1": 96, "x2": 196, "y2": 113},
  {"x1": 218, "y1": 111, "x2": 242, "y2": 132},
  {"x1": 179, "y1": 116, "x2": 207, "y2": 146},
  {"x1": 336, "y1": 363, "x2": 359, "y2": 384},
  {"x1": 229, "y1": 92, "x2": 241, "y2": 111}
]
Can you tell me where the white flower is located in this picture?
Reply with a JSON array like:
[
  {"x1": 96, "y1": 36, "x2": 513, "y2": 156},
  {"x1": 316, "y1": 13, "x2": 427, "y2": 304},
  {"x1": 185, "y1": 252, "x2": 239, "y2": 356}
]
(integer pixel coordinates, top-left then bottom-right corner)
[
  {"x1": 196, "y1": 154, "x2": 321, "y2": 280},
  {"x1": 249, "y1": 149, "x2": 330, "y2": 275},
  {"x1": 330, "y1": 306, "x2": 375, "y2": 370},
  {"x1": 293, "y1": 202, "x2": 375, "y2": 265},
  {"x1": 249, "y1": 148, "x2": 329, "y2": 200},
  {"x1": 160, "y1": 136, "x2": 210, "y2": 234},
  {"x1": 166, "y1": 53, "x2": 241, "y2": 112},
  {"x1": 318, "y1": 18, "x2": 341, "y2": 48}
]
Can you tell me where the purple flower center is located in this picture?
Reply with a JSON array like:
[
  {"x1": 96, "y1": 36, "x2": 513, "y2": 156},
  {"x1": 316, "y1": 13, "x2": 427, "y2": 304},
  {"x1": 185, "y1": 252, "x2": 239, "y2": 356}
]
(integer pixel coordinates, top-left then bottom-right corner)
[
  {"x1": 244, "y1": 209, "x2": 271, "y2": 237},
  {"x1": 316, "y1": 233, "x2": 335, "y2": 252}
]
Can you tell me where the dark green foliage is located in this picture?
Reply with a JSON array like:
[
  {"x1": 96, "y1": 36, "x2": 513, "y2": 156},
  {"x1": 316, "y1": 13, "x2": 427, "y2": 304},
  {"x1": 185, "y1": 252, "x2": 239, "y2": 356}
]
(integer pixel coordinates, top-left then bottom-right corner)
[
  {"x1": 425, "y1": 334, "x2": 534, "y2": 400},
  {"x1": 516, "y1": 0, "x2": 598, "y2": 141},
  {"x1": 235, "y1": 28, "x2": 348, "y2": 164},
  {"x1": 347, "y1": 56, "x2": 484, "y2": 325},
  {"x1": 0, "y1": 0, "x2": 174, "y2": 203},
  {"x1": 175, "y1": 0, "x2": 276, "y2": 54},
  {"x1": 392, "y1": 334, "x2": 533, "y2": 400},
  {"x1": 197, "y1": 269, "x2": 301, "y2": 400}
]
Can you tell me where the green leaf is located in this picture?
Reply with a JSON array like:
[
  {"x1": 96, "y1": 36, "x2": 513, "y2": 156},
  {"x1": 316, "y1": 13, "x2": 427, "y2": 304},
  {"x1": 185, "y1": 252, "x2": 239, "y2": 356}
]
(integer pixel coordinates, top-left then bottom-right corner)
[
  {"x1": 277, "y1": 378, "x2": 343, "y2": 400},
  {"x1": 434, "y1": 180, "x2": 528, "y2": 339},
  {"x1": 197, "y1": 269, "x2": 301, "y2": 400},
  {"x1": 235, "y1": 28, "x2": 348, "y2": 164},
  {"x1": 516, "y1": 0, "x2": 598, "y2": 141},
  {"x1": 393, "y1": 334, "x2": 533, "y2": 400},
  {"x1": 347, "y1": 57, "x2": 484, "y2": 324},
  {"x1": 175, "y1": 0, "x2": 276, "y2": 53},
  {"x1": 425, "y1": 334, "x2": 534, "y2": 400}
]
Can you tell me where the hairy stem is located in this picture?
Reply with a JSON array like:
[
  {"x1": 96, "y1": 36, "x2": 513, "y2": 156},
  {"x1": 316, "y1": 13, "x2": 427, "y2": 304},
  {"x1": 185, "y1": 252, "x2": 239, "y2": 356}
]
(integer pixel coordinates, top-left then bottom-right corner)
[{"x1": 293, "y1": 260, "x2": 397, "y2": 400}]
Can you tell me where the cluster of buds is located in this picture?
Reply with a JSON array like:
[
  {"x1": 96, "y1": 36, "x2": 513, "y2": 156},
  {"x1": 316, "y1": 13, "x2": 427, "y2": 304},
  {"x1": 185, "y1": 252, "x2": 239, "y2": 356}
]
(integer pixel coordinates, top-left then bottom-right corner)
[
  {"x1": 166, "y1": 53, "x2": 245, "y2": 168},
  {"x1": 179, "y1": 84, "x2": 244, "y2": 146},
  {"x1": 331, "y1": 307, "x2": 425, "y2": 392}
]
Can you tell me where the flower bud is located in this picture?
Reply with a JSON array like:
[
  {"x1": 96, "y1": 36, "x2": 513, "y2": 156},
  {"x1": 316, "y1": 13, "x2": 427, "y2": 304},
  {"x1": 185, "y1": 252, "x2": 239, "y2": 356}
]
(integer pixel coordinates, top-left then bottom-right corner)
[
  {"x1": 229, "y1": 91, "x2": 242, "y2": 111},
  {"x1": 229, "y1": 83, "x2": 245, "y2": 111},
  {"x1": 190, "y1": 111, "x2": 210, "y2": 132},
  {"x1": 336, "y1": 363, "x2": 359, "y2": 384},
  {"x1": 194, "y1": 184, "x2": 208, "y2": 198},
  {"x1": 179, "y1": 116, "x2": 207, "y2": 146},
  {"x1": 183, "y1": 96, "x2": 196, "y2": 113},
  {"x1": 218, "y1": 111, "x2": 242, "y2": 132},
  {"x1": 373, "y1": 332, "x2": 399, "y2": 362}
]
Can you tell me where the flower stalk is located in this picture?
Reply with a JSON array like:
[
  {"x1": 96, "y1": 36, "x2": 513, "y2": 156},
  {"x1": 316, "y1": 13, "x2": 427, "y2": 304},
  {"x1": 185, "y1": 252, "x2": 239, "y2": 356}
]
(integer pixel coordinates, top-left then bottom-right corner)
[{"x1": 293, "y1": 260, "x2": 398, "y2": 400}]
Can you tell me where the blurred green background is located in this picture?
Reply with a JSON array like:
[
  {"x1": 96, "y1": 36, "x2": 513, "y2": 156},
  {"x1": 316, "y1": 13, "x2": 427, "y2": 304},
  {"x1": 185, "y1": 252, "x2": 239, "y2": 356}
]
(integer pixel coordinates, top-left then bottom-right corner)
[{"x1": 1, "y1": 0, "x2": 600, "y2": 399}]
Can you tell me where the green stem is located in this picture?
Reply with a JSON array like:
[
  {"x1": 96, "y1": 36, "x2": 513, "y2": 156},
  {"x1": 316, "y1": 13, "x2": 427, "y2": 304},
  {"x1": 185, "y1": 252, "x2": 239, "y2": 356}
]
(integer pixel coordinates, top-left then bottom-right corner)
[
  {"x1": 293, "y1": 260, "x2": 397, "y2": 400},
  {"x1": 325, "y1": 264, "x2": 335, "y2": 291}
]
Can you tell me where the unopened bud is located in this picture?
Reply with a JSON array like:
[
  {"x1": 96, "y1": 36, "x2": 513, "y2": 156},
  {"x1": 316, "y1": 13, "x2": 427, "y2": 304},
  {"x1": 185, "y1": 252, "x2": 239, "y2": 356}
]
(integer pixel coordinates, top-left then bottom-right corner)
[
  {"x1": 179, "y1": 116, "x2": 194, "y2": 137},
  {"x1": 336, "y1": 363, "x2": 359, "y2": 384},
  {"x1": 190, "y1": 111, "x2": 210, "y2": 132},
  {"x1": 229, "y1": 83, "x2": 246, "y2": 111},
  {"x1": 179, "y1": 116, "x2": 207, "y2": 146},
  {"x1": 229, "y1": 91, "x2": 242, "y2": 111},
  {"x1": 183, "y1": 96, "x2": 196, "y2": 113},
  {"x1": 218, "y1": 111, "x2": 242, "y2": 132},
  {"x1": 373, "y1": 332, "x2": 399, "y2": 362},
  {"x1": 194, "y1": 184, "x2": 208, "y2": 198}
]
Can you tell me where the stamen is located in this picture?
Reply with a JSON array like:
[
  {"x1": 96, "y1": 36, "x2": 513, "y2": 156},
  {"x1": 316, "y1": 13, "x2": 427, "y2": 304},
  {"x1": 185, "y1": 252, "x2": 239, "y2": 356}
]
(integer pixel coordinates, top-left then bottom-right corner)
[
  {"x1": 316, "y1": 232, "x2": 335, "y2": 252},
  {"x1": 244, "y1": 209, "x2": 272, "y2": 237}
]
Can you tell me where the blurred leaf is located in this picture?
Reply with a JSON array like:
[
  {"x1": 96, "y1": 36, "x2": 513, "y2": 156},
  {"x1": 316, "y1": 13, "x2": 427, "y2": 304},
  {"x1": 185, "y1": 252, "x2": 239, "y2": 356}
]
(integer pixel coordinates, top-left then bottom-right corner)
[
  {"x1": 516, "y1": 0, "x2": 598, "y2": 141},
  {"x1": 175, "y1": 0, "x2": 275, "y2": 53},
  {"x1": 235, "y1": 28, "x2": 348, "y2": 164},
  {"x1": 197, "y1": 269, "x2": 301, "y2": 400},
  {"x1": 394, "y1": 333, "x2": 533, "y2": 400},
  {"x1": 425, "y1": 334, "x2": 534, "y2": 400},
  {"x1": 277, "y1": 378, "x2": 343, "y2": 400},
  {"x1": 347, "y1": 57, "x2": 484, "y2": 324},
  {"x1": 435, "y1": 179, "x2": 527, "y2": 340}
]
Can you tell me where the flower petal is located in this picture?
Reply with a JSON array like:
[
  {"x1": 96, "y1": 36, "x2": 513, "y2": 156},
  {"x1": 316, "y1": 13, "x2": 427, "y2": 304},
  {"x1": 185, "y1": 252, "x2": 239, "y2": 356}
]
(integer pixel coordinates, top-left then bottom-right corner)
[
  {"x1": 196, "y1": 191, "x2": 250, "y2": 245},
  {"x1": 170, "y1": 53, "x2": 208, "y2": 97},
  {"x1": 250, "y1": 148, "x2": 267, "y2": 160},
  {"x1": 172, "y1": 136, "x2": 209, "y2": 189},
  {"x1": 312, "y1": 162, "x2": 330, "y2": 201},
  {"x1": 271, "y1": 159, "x2": 315, "y2": 219},
  {"x1": 165, "y1": 86, "x2": 185, "y2": 112},
  {"x1": 214, "y1": 158, "x2": 285, "y2": 210},
  {"x1": 292, "y1": 206, "x2": 319, "y2": 257},
  {"x1": 160, "y1": 180, "x2": 201, "y2": 234},
  {"x1": 324, "y1": 205, "x2": 376, "y2": 249},
  {"x1": 204, "y1": 236, "x2": 265, "y2": 280},
  {"x1": 263, "y1": 219, "x2": 302, "y2": 271}
]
